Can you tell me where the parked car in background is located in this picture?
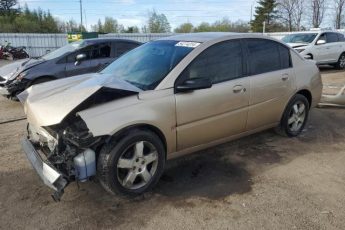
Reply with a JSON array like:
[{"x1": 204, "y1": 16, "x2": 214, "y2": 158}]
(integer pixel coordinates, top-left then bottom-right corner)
[
  {"x1": 19, "y1": 33, "x2": 322, "y2": 201},
  {"x1": 0, "y1": 38, "x2": 142, "y2": 99},
  {"x1": 282, "y1": 31, "x2": 345, "y2": 69}
]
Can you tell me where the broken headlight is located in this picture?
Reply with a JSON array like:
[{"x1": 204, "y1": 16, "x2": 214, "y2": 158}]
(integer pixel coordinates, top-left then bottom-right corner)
[{"x1": 61, "y1": 118, "x2": 101, "y2": 149}]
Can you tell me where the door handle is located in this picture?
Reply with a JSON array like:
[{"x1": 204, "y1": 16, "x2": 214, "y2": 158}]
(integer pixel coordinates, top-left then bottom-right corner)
[
  {"x1": 233, "y1": 85, "x2": 246, "y2": 93},
  {"x1": 282, "y1": 74, "x2": 289, "y2": 81}
]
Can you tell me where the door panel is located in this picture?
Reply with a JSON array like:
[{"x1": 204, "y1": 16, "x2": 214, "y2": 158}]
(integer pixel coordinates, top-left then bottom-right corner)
[
  {"x1": 246, "y1": 69, "x2": 295, "y2": 130},
  {"x1": 244, "y1": 38, "x2": 297, "y2": 130},
  {"x1": 176, "y1": 78, "x2": 249, "y2": 150},
  {"x1": 316, "y1": 33, "x2": 339, "y2": 63},
  {"x1": 65, "y1": 60, "x2": 91, "y2": 77},
  {"x1": 174, "y1": 39, "x2": 249, "y2": 151}
]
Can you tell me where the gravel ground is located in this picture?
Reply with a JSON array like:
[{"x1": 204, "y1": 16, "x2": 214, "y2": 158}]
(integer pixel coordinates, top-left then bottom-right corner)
[{"x1": 0, "y1": 61, "x2": 345, "y2": 230}]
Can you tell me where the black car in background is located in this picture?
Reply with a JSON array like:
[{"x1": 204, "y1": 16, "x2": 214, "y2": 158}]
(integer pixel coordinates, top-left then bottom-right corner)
[{"x1": 0, "y1": 38, "x2": 142, "y2": 99}]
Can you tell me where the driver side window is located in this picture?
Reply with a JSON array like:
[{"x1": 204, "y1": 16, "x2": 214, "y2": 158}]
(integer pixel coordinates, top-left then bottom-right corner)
[
  {"x1": 66, "y1": 46, "x2": 92, "y2": 63},
  {"x1": 177, "y1": 40, "x2": 243, "y2": 85},
  {"x1": 317, "y1": 34, "x2": 326, "y2": 44}
]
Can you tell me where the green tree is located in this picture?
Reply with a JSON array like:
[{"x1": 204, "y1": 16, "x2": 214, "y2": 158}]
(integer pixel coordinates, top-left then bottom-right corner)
[
  {"x1": 123, "y1": 26, "x2": 139, "y2": 33},
  {"x1": 103, "y1": 17, "x2": 119, "y2": 33},
  {"x1": 145, "y1": 9, "x2": 171, "y2": 33},
  {"x1": 194, "y1": 22, "x2": 212, "y2": 32},
  {"x1": 251, "y1": 0, "x2": 282, "y2": 32},
  {"x1": 174, "y1": 22, "x2": 194, "y2": 33},
  {"x1": 91, "y1": 17, "x2": 124, "y2": 33},
  {"x1": 0, "y1": 0, "x2": 18, "y2": 15}
]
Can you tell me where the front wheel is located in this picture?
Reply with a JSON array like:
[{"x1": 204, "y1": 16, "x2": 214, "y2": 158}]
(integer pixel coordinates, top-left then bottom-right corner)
[
  {"x1": 276, "y1": 94, "x2": 310, "y2": 137},
  {"x1": 335, "y1": 53, "x2": 345, "y2": 70},
  {"x1": 97, "y1": 129, "x2": 166, "y2": 196}
]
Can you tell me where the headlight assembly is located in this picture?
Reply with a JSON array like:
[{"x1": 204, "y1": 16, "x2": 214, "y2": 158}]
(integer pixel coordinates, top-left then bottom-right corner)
[{"x1": 16, "y1": 72, "x2": 27, "y2": 81}]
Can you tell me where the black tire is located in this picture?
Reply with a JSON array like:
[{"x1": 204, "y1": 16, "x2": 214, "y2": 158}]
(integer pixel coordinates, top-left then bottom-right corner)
[
  {"x1": 335, "y1": 53, "x2": 345, "y2": 70},
  {"x1": 97, "y1": 129, "x2": 166, "y2": 196},
  {"x1": 276, "y1": 94, "x2": 310, "y2": 137}
]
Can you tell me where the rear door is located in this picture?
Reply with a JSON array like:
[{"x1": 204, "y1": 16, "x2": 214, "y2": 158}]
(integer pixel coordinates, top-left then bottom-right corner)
[
  {"x1": 244, "y1": 39, "x2": 296, "y2": 130},
  {"x1": 175, "y1": 40, "x2": 250, "y2": 150}
]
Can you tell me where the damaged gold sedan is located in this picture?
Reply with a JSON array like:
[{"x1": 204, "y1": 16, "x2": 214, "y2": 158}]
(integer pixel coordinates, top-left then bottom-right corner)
[{"x1": 19, "y1": 33, "x2": 322, "y2": 201}]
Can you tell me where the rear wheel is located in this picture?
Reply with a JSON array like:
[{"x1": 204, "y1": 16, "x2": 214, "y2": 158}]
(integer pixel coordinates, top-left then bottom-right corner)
[
  {"x1": 276, "y1": 94, "x2": 310, "y2": 137},
  {"x1": 335, "y1": 53, "x2": 345, "y2": 70},
  {"x1": 97, "y1": 129, "x2": 166, "y2": 196}
]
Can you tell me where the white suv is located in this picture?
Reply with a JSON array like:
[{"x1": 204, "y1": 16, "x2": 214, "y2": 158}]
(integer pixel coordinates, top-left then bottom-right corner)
[{"x1": 282, "y1": 31, "x2": 345, "y2": 69}]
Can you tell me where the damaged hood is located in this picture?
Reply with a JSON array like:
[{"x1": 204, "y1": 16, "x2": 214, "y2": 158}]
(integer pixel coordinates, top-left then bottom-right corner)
[
  {"x1": 19, "y1": 73, "x2": 142, "y2": 127},
  {"x1": 0, "y1": 58, "x2": 45, "y2": 81}
]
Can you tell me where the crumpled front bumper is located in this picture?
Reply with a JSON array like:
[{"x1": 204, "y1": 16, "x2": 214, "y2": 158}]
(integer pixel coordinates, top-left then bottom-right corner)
[
  {"x1": 21, "y1": 137, "x2": 68, "y2": 201},
  {"x1": 0, "y1": 79, "x2": 28, "y2": 97},
  {"x1": 0, "y1": 85, "x2": 10, "y2": 95}
]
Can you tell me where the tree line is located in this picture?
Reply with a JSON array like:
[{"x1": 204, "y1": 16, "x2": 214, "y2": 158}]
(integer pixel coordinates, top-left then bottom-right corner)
[
  {"x1": 0, "y1": 0, "x2": 344, "y2": 34},
  {"x1": 251, "y1": 0, "x2": 345, "y2": 32}
]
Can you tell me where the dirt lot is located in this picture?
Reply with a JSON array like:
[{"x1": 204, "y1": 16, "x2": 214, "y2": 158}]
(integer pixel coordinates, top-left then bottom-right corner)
[{"x1": 0, "y1": 62, "x2": 345, "y2": 230}]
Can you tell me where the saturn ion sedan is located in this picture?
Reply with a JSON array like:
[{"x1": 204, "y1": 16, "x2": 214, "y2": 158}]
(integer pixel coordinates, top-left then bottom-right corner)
[{"x1": 19, "y1": 33, "x2": 322, "y2": 201}]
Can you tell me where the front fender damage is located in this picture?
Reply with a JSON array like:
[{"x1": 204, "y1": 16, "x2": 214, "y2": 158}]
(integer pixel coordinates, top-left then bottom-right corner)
[{"x1": 20, "y1": 73, "x2": 142, "y2": 200}]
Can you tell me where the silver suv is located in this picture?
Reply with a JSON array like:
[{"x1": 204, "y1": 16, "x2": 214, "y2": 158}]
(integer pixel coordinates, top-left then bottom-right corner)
[{"x1": 282, "y1": 31, "x2": 345, "y2": 69}]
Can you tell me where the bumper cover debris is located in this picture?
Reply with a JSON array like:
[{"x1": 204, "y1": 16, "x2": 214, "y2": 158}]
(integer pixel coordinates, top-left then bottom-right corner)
[
  {"x1": 319, "y1": 85, "x2": 345, "y2": 107},
  {"x1": 21, "y1": 137, "x2": 68, "y2": 201}
]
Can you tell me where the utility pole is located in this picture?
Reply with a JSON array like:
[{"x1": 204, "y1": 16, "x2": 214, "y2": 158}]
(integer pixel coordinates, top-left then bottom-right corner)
[
  {"x1": 79, "y1": 0, "x2": 83, "y2": 32},
  {"x1": 263, "y1": 21, "x2": 266, "y2": 33}
]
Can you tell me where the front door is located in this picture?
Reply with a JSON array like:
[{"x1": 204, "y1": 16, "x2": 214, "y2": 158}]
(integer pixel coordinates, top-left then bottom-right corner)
[
  {"x1": 88, "y1": 42, "x2": 115, "y2": 72},
  {"x1": 175, "y1": 40, "x2": 249, "y2": 150}
]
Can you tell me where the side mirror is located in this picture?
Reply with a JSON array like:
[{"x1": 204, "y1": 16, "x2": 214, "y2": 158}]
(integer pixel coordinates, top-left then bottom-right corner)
[
  {"x1": 316, "y1": 39, "x2": 326, "y2": 45},
  {"x1": 75, "y1": 53, "x2": 87, "y2": 65},
  {"x1": 175, "y1": 78, "x2": 212, "y2": 93}
]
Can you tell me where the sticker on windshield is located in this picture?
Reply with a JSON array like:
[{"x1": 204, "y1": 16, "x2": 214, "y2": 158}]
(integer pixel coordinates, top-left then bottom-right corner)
[{"x1": 175, "y1": 41, "x2": 200, "y2": 48}]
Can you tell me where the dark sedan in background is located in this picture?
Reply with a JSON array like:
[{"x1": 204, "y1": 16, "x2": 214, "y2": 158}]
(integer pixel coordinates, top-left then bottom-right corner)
[{"x1": 0, "y1": 38, "x2": 142, "y2": 99}]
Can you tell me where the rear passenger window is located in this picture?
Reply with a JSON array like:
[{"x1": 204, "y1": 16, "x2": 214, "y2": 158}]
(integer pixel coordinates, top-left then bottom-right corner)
[
  {"x1": 246, "y1": 39, "x2": 282, "y2": 75},
  {"x1": 178, "y1": 40, "x2": 243, "y2": 84},
  {"x1": 116, "y1": 42, "x2": 139, "y2": 57},
  {"x1": 338, "y1": 33, "x2": 345, "y2": 42},
  {"x1": 327, "y1": 33, "x2": 339, "y2": 43},
  {"x1": 279, "y1": 45, "x2": 292, "y2": 69}
]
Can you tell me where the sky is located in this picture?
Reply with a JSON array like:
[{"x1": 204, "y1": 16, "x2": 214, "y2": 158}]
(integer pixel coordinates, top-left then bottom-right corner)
[{"x1": 17, "y1": 0, "x2": 258, "y2": 30}]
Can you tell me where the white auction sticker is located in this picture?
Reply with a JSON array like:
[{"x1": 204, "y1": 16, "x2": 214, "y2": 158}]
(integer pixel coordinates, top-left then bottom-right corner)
[{"x1": 175, "y1": 41, "x2": 201, "y2": 48}]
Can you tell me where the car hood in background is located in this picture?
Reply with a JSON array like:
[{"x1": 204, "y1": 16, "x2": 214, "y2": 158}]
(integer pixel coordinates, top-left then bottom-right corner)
[
  {"x1": 286, "y1": 43, "x2": 309, "y2": 49},
  {"x1": 18, "y1": 73, "x2": 142, "y2": 127},
  {"x1": 0, "y1": 58, "x2": 45, "y2": 81}
]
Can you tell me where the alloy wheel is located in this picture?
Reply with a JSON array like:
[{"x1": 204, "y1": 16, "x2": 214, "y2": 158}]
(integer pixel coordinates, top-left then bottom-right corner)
[
  {"x1": 288, "y1": 101, "x2": 306, "y2": 132},
  {"x1": 117, "y1": 141, "x2": 158, "y2": 190},
  {"x1": 339, "y1": 55, "x2": 345, "y2": 69}
]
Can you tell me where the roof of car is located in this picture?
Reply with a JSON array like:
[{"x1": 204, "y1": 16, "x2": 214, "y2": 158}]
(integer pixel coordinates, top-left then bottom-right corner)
[
  {"x1": 158, "y1": 32, "x2": 245, "y2": 43},
  {"x1": 284, "y1": 30, "x2": 342, "y2": 34},
  {"x1": 83, "y1": 38, "x2": 142, "y2": 44}
]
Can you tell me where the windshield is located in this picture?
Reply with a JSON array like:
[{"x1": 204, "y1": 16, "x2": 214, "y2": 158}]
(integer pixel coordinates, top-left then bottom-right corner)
[
  {"x1": 42, "y1": 40, "x2": 85, "y2": 60},
  {"x1": 101, "y1": 40, "x2": 195, "y2": 90},
  {"x1": 282, "y1": 33, "x2": 318, "y2": 44}
]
